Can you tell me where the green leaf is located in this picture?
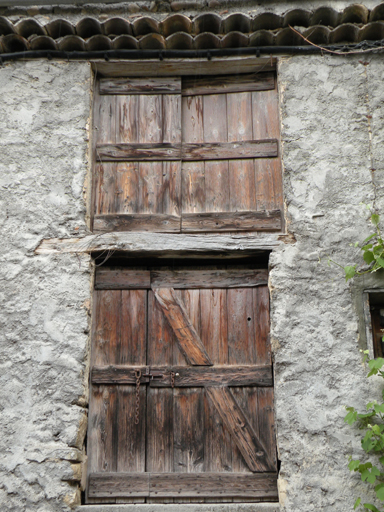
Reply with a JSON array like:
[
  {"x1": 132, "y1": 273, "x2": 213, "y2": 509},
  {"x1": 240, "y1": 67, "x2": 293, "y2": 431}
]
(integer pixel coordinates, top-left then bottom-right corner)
[
  {"x1": 354, "y1": 498, "x2": 361, "y2": 510},
  {"x1": 374, "y1": 404, "x2": 384, "y2": 414},
  {"x1": 362, "y1": 244, "x2": 373, "y2": 250},
  {"x1": 376, "y1": 257, "x2": 384, "y2": 268},
  {"x1": 373, "y1": 245, "x2": 384, "y2": 256},
  {"x1": 364, "y1": 251, "x2": 375, "y2": 265},
  {"x1": 379, "y1": 456, "x2": 384, "y2": 465},
  {"x1": 345, "y1": 265, "x2": 357, "y2": 281},
  {"x1": 375, "y1": 483, "x2": 384, "y2": 501},
  {"x1": 371, "y1": 214, "x2": 380, "y2": 227},
  {"x1": 345, "y1": 410, "x2": 358, "y2": 424},
  {"x1": 369, "y1": 359, "x2": 384, "y2": 371},
  {"x1": 363, "y1": 503, "x2": 380, "y2": 511},
  {"x1": 363, "y1": 233, "x2": 377, "y2": 243},
  {"x1": 349, "y1": 460, "x2": 361, "y2": 471}
]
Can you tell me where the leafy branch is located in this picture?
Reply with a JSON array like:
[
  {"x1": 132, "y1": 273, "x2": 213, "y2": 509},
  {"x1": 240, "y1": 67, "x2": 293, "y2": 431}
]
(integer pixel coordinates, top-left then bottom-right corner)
[
  {"x1": 345, "y1": 355, "x2": 384, "y2": 511},
  {"x1": 329, "y1": 214, "x2": 384, "y2": 281}
]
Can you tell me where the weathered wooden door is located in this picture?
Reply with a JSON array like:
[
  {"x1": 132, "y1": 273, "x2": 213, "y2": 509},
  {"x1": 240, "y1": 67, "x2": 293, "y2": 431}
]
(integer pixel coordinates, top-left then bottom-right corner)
[
  {"x1": 87, "y1": 267, "x2": 278, "y2": 503},
  {"x1": 92, "y1": 72, "x2": 283, "y2": 234}
]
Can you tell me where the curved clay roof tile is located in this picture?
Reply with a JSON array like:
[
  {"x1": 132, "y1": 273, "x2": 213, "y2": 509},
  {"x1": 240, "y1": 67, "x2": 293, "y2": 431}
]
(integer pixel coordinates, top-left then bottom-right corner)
[
  {"x1": 0, "y1": 16, "x2": 15, "y2": 36},
  {"x1": 359, "y1": 21, "x2": 384, "y2": 42},
  {"x1": 341, "y1": 5, "x2": 369, "y2": 25},
  {"x1": 76, "y1": 18, "x2": 102, "y2": 39},
  {"x1": 249, "y1": 29, "x2": 274, "y2": 46},
  {"x1": 45, "y1": 19, "x2": 75, "y2": 39},
  {"x1": 275, "y1": 27, "x2": 304, "y2": 46},
  {"x1": 193, "y1": 13, "x2": 221, "y2": 35},
  {"x1": 310, "y1": 7, "x2": 340, "y2": 27},
  {"x1": 252, "y1": 13, "x2": 282, "y2": 31},
  {"x1": 370, "y1": 4, "x2": 384, "y2": 22},
  {"x1": 330, "y1": 23, "x2": 360, "y2": 44},
  {"x1": 139, "y1": 33, "x2": 165, "y2": 49},
  {"x1": 221, "y1": 31, "x2": 249, "y2": 48},
  {"x1": 86, "y1": 34, "x2": 112, "y2": 51},
  {"x1": 102, "y1": 17, "x2": 131, "y2": 36},
  {"x1": 1, "y1": 33, "x2": 29, "y2": 52},
  {"x1": 112, "y1": 34, "x2": 138, "y2": 49},
  {"x1": 166, "y1": 32, "x2": 193, "y2": 49},
  {"x1": 283, "y1": 9, "x2": 311, "y2": 28},
  {"x1": 133, "y1": 17, "x2": 159, "y2": 37},
  {"x1": 15, "y1": 18, "x2": 46, "y2": 38},
  {"x1": 30, "y1": 35, "x2": 57, "y2": 51},
  {"x1": 58, "y1": 35, "x2": 86, "y2": 52},
  {"x1": 223, "y1": 13, "x2": 251, "y2": 34},
  {"x1": 193, "y1": 32, "x2": 221, "y2": 49},
  {"x1": 161, "y1": 14, "x2": 192, "y2": 37},
  {"x1": 304, "y1": 25, "x2": 331, "y2": 45}
]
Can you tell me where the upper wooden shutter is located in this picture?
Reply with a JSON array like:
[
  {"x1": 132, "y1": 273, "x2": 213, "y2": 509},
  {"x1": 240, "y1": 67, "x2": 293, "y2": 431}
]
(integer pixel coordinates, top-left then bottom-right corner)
[
  {"x1": 87, "y1": 267, "x2": 278, "y2": 504},
  {"x1": 92, "y1": 72, "x2": 283, "y2": 233}
]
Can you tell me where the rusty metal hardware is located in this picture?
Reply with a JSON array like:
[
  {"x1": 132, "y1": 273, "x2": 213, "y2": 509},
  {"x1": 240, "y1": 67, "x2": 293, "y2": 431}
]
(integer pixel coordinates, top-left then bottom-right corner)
[
  {"x1": 134, "y1": 369, "x2": 141, "y2": 425},
  {"x1": 170, "y1": 371, "x2": 179, "y2": 388},
  {"x1": 142, "y1": 367, "x2": 164, "y2": 381}
]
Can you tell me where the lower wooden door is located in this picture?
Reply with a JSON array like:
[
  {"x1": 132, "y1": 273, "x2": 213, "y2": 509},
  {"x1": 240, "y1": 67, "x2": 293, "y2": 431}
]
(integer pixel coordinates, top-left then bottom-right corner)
[{"x1": 86, "y1": 267, "x2": 278, "y2": 503}]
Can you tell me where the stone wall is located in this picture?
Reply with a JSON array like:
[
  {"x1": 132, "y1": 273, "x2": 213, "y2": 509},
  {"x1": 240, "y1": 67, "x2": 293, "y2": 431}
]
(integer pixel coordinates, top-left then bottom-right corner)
[
  {"x1": 272, "y1": 54, "x2": 384, "y2": 511},
  {"x1": 0, "y1": 60, "x2": 92, "y2": 511},
  {"x1": 1, "y1": 43, "x2": 384, "y2": 512}
]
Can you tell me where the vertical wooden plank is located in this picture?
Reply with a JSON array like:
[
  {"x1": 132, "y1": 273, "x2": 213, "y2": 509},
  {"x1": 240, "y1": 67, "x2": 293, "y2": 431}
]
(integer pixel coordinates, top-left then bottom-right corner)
[
  {"x1": 96, "y1": 94, "x2": 116, "y2": 144},
  {"x1": 200, "y1": 289, "x2": 228, "y2": 364},
  {"x1": 139, "y1": 95, "x2": 163, "y2": 215},
  {"x1": 120, "y1": 290, "x2": 147, "y2": 364},
  {"x1": 255, "y1": 158, "x2": 283, "y2": 212},
  {"x1": 175, "y1": 290, "x2": 204, "y2": 503},
  {"x1": 227, "y1": 92, "x2": 256, "y2": 212},
  {"x1": 230, "y1": 386, "x2": 260, "y2": 501},
  {"x1": 116, "y1": 289, "x2": 147, "y2": 504},
  {"x1": 161, "y1": 161, "x2": 181, "y2": 217},
  {"x1": 116, "y1": 95, "x2": 139, "y2": 143},
  {"x1": 254, "y1": 286, "x2": 271, "y2": 366},
  {"x1": 162, "y1": 94, "x2": 182, "y2": 218},
  {"x1": 95, "y1": 95, "x2": 117, "y2": 219},
  {"x1": 203, "y1": 94, "x2": 229, "y2": 212},
  {"x1": 115, "y1": 95, "x2": 140, "y2": 214},
  {"x1": 86, "y1": 386, "x2": 117, "y2": 503},
  {"x1": 227, "y1": 288, "x2": 257, "y2": 365},
  {"x1": 115, "y1": 162, "x2": 139, "y2": 213},
  {"x1": 252, "y1": 89, "x2": 279, "y2": 140},
  {"x1": 173, "y1": 387, "x2": 205, "y2": 473},
  {"x1": 95, "y1": 163, "x2": 117, "y2": 215},
  {"x1": 252, "y1": 88, "x2": 282, "y2": 217},
  {"x1": 182, "y1": 95, "x2": 205, "y2": 214},
  {"x1": 92, "y1": 290, "x2": 121, "y2": 366},
  {"x1": 147, "y1": 289, "x2": 174, "y2": 504},
  {"x1": 258, "y1": 387, "x2": 277, "y2": 470}
]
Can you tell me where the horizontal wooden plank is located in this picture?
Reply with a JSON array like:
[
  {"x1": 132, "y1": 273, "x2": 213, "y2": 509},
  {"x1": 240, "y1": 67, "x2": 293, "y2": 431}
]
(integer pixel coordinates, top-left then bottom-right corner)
[
  {"x1": 89, "y1": 473, "x2": 149, "y2": 498},
  {"x1": 36, "y1": 232, "x2": 291, "y2": 256},
  {"x1": 182, "y1": 210, "x2": 282, "y2": 233},
  {"x1": 182, "y1": 72, "x2": 275, "y2": 96},
  {"x1": 100, "y1": 77, "x2": 181, "y2": 95},
  {"x1": 93, "y1": 214, "x2": 181, "y2": 233},
  {"x1": 183, "y1": 140, "x2": 278, "y2": 161},
  {"x1": 95, "y1": 269, "x2": 151, "y2": 289},
  {"x1": 150, "y1": 269, "x2": 268, "y2": 288},
  {"x1": 91, "y1": 365, "x2": 273, "y2": 387},
  {"x1": 88, "y1": 472, "x2": 278, "y2": 498},
  {"x1": 96, "y1": 140, "x2": 277, "y2": 162},
  {"x1": 93, "y1": 57, "x2": 276, "y2": 78},
  {"x1": 96, "y1": 143, "x2": 182, "y2": 161}
]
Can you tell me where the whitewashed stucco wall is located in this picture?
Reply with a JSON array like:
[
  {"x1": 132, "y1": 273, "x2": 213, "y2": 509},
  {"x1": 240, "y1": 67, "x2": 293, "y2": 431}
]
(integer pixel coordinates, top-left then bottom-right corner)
[
  {"x1": 272, "y1": 54, "x2": 384, "y2": 512},
  {"x1": 1, "y1": 54, "x2": 384, "y2": 512},
  {"x1": 0, "y1": 61, "x2": 92, "y2": 511}
]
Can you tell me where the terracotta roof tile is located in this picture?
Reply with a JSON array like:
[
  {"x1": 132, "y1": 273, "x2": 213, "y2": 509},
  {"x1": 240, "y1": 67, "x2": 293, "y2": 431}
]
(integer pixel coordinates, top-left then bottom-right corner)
[{"x1": 1, "y1": 5, "x2": 384, "y2": 54}]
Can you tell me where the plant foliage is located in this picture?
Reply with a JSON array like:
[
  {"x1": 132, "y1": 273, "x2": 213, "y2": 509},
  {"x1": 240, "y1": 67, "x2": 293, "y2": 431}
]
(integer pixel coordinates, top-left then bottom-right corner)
[
  {"x1": 345, "y1": 353, "x2": 384, "y2": 512},
  {"x1": 329, "y1": 214, "x2": 384, "y2": 281}
]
